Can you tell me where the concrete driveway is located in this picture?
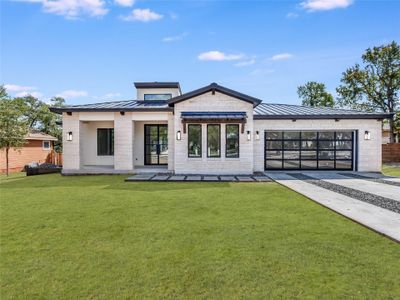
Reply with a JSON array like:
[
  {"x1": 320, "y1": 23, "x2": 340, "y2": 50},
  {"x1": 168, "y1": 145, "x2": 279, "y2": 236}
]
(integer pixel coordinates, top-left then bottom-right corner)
[{"x1": 266, "y1": 171, "x2": 400, "y2": 243}]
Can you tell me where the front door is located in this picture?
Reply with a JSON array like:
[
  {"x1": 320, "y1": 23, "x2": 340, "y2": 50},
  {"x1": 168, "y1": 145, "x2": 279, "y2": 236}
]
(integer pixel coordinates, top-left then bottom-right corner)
[{"x1": 144, "y1": 125, "x2": 168, "y2": 165}]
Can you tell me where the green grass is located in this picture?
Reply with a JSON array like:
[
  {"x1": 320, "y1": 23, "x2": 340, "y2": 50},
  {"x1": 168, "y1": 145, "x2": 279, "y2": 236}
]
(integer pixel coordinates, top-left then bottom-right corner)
[
  {"x1": 382, "y1": 164, "x2": 400, "y2": 177},
  {"x1": 1, "y1": 174, "x2": 399, "y2": 299}
]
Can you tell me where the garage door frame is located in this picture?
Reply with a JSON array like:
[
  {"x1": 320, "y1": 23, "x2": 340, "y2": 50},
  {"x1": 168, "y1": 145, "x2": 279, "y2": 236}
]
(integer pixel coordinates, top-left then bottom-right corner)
[{"x1": 264, "y1": 130, "x2": 356, "y2": 171}]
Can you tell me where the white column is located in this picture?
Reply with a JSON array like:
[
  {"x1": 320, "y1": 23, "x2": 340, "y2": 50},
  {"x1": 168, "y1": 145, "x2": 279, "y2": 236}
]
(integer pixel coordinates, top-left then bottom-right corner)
[
  {"x1": 114, "y1": 112, "x2": 133, "y2": 170},
  {"x1": 62, "y1": 112, "x2": 80, "y2": 170},
  {"x1": 168, "y1": 113, "x2": 175, "y2": 172}
]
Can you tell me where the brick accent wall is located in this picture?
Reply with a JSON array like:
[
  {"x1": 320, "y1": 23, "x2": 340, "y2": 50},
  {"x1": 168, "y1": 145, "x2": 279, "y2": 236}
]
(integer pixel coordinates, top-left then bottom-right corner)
[
  {"x1": 382, "y1": 143, "x2": 400, "y2": 163},
  {"x1": 0, "y1": 140, "x2": 54, "y2": 173}
]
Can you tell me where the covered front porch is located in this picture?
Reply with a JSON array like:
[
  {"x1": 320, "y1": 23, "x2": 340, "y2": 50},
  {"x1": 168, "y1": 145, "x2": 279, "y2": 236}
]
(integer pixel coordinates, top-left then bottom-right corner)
[{"x1": 62, "y1": 111, "x2": 174, "y2": 174}]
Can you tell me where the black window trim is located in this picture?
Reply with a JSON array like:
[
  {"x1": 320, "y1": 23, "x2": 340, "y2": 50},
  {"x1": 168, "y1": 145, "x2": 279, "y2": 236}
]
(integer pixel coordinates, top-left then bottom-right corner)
[
  {"x1": 188, "y1": 124, "x2": 202, "y2": 158},
  {"x1": 225, "y1": 124, "x2": 239, "y2": 158},
  {"x1": 207, "y1": 124, "x2": 221, "y2": 158},
  {"x1": 97, "y1": 128, "x2": 114, "y2": 156}
]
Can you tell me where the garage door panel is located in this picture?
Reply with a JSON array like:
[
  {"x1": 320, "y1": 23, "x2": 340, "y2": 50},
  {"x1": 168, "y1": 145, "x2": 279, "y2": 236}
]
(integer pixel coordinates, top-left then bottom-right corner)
[{"x1": 265, "y1": 130, "x2": 354, "y2": 171}]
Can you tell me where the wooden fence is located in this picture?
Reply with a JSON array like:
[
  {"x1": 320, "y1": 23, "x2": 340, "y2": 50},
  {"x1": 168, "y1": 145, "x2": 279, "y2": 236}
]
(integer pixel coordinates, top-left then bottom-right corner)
[{"x1": 382, "y1": 143, "x2": 400, "y2": 163}]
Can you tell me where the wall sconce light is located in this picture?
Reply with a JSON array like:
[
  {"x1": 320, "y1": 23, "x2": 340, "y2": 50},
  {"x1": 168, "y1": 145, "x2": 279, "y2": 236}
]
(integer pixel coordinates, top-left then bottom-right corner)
[
  {"x1": 67, "y1": 131, "x2": 73, "y2": 141},
  {"x1": 176, "y1": 130, "x2": 181, "y2": 141},
  {"x1": 120, "y1": 111, "x2": 125, "y2": 116},
  {"x1": 255, "y1": 131, "x2": 260, "y2": 140},
  {"x1": 364, "y1": 130, "x2": 371, "y2": 140},
  {"x1": 247, "y1": 130, "x2": 251, "y2": 141}
]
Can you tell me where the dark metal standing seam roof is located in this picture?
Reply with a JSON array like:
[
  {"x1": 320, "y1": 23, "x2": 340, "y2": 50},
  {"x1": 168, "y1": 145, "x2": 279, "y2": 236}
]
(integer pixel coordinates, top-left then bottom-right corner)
[
  {"x1": 253, "y1": 103, "x2": 392, "y2": 119},
  {"x1": 168, "y1": 83, "x2": 262, "y2": 107},
  {"x1": 181, "y1": 112, "x2": 247, "y2": 120},
  {"x1": 49, "y1": 100, "x2": 172, "y2": 114}
]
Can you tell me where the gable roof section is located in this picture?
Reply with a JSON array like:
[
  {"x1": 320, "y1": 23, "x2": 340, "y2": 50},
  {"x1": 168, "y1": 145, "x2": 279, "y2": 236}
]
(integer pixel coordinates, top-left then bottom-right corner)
[
  {"x1": 49, "y1": 100, "x2": 172, "y2": 114},
  {"x1": 167, "y1": 83, "x2": 262, "y2": 107},
  {"x1": 254, "y1": 103, "x2": 392, "y2": 119}
]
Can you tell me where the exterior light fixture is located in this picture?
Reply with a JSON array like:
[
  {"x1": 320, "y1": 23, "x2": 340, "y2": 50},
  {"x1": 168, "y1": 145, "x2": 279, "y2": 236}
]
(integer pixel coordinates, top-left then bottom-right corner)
[
  {"x1": 176, "y1": 130, "x2": 181, "y2": 141},
  {"x1": 364, "y1": 131, "x2": 371, "y2": 140},
  {"x1": 67, "y1": 131, "x2": 73, "y2": 141},
  {"x1": 247, "y1": 130, "x2": 251, "y2": 141},
  {"x1": 255, "y1": 131, "x2": 260, "y2": 140}
]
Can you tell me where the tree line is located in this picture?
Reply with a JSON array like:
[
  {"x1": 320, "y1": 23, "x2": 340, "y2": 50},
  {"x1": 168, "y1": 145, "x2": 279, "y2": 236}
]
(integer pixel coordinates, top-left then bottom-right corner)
[
  {"x1": 0, "y1": 87, "x2": 64, "y2": 175},
  {"x1": 297, "y1": 41, "x2": 399, "y2": 143}
]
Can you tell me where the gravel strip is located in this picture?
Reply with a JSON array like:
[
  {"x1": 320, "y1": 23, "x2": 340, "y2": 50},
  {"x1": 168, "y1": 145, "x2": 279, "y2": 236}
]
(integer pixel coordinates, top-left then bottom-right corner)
[
  {"x1": 289, "y1": 173, "x2": 400, "y2": 214},
  {"x1": 338, "y1": 173, "x2": 400, "y2": 187}
]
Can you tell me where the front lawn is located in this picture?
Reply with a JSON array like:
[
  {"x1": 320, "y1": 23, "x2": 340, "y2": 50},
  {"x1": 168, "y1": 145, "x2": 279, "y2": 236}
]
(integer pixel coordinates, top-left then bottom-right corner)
[
  {"x1": 1, "y1": 174, "x2": 399, "y2": 299},
  {"x1": 382, "y1": 164, "x2": 400, "y2": 177}
]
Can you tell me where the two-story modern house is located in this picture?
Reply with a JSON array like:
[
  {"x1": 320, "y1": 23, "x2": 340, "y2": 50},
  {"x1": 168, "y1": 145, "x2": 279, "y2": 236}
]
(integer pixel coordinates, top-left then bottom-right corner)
[{"x1": 51, "y1": 82, "x2": 391, "y2": 175}]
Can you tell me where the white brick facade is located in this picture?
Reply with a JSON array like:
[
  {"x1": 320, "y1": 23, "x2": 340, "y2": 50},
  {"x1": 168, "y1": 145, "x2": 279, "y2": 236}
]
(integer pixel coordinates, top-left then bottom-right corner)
[
  {"x1": 60, "y1": 85, "x2": 385, "y2": 174},
  {"x1": 173, "y1": 91, "x2": 254, "y2": 174}
]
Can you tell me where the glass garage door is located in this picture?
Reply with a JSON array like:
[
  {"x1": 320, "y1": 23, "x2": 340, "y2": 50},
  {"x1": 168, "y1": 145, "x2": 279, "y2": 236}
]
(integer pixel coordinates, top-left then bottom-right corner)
[{"x1": 265, "y1": 131, "x2": 354, "y2": 170}]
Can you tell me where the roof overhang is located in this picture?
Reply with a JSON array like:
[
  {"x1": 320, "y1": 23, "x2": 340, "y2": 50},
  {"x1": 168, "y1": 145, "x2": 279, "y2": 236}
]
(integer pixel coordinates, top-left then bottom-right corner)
[
  {"x1": 181, "y1": 111, "x2": 248, "y2": 133},
  {"x1": 49, "y1": 107, "x2": 173, "y2": 114},
  {"x1": 134, "y1": 82, "x2": 181, "y2": 90},
  {"x1": 253, "y1": 113, "x2": 393, "y2": 120},
  {"x1": 168, "y1": 83, "x2": 262, "y2": 107}
]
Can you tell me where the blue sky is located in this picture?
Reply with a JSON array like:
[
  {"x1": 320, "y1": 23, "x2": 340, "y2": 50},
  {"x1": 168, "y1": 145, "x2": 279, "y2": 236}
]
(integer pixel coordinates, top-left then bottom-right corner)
[{"x1": 1, "y1": 0, "x2": 399, "y2": 105}]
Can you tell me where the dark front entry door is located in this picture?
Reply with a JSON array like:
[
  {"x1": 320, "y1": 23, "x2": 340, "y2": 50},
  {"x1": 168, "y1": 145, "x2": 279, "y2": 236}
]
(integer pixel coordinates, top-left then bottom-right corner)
[{"x1": 144, "y1": 125, "x2": 168, "y2": 165}]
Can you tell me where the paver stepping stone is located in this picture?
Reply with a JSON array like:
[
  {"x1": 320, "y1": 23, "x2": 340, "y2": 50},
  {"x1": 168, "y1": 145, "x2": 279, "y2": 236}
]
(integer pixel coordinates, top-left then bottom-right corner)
[
  {"x1": 253, "y1": 176, "x2": 271, "y2": 182},
  {"x1": 151, "y1": 175, "x2": 170, "y2": 181},
  {"x1": 236, "y1": 176, "x2": 255, "y2": 182},
  {"x1": 186, "y1": 176, "x2": 202, "y2": 181},
  {"x1": 168, "y1": 176, "x2": 186, "y2": 181},
  {"x1": 203, "y1": 176, "x2": 219, "y2": 181},
  {"x1": 220, "y1": 176, "x2": 237, "y2": 181},
  {"x1": 126, "y1": 174, "x2": 153, "y2": 181}
]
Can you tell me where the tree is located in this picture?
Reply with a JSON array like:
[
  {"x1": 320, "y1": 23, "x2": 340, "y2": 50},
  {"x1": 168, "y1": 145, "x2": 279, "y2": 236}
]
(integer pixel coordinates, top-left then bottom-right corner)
[
  {"x1": 336, "y1": 41, "x2": 400, "y2": 142},
  {"x1": 14, "y1": 94, "x2": 65, "y2": 151},
  {"x1": 297, "y1": 81, "x2": 335, "y2": 107},
  {"x1": 0, "y1": 86, "x2": 29, "y2": 176}
]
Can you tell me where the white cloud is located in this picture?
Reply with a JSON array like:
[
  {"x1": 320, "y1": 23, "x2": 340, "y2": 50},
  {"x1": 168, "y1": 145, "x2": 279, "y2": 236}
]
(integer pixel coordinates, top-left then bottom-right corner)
[
  {"x1": 4, "y1": 84, "x2": 36, "y2": 92},
  {"x1": 271, "y1": 53, "x2": 294, "y2": 61},
  {"x1": 286, "y1": 12, "x2": 299, "y2": 18},
  {"x1": 114, "y1": 0, "x2": 134, "y2": 7},
  {"x1": 300, "y1": 0, "x2": 353, "y2": 11},
  {"x1": 56, "y1": 89, "x2": 88, "y2": 98},
  {"x1": 120, "y1": 8, "x2": 163, "y2": 22},
  {"x1": 15, "y1": 91, "x2": 44, "y2": 98},
  {"x1": 103, "y1": 92, "x2": 122, "y2": 99},
  {"x1": 234, "y1": 59, "x2": 255, "y2": 67},
  {"x1": 198, "y1": 51, "x2": 245, "y2": 61},
  {"x1": 162, "y1": 32, "x2": 188, "y2": 42},
  {"x1": 13, "y1": 0, "x2": 108, "y2": 19}
]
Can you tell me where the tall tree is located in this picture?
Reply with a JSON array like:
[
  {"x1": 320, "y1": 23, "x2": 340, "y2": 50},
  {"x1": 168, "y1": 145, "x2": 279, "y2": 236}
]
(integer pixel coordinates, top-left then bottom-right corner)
[
  {"x1": 14, "y1": 94, "x2": 65, "y2": 151},
  {"x1": 297, "y1": 81, "x2": 335, "y2": 107},
  {"x1": 336, "y1": 41, "x2": 400, "y2": 142},
  {"x1": 0, "y1": 86, "x2": 29, "y2": 176}
]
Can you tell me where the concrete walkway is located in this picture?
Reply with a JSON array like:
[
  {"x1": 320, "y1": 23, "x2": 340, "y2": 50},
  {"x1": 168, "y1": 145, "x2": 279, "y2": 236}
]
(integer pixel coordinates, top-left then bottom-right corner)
[
  {"x1": 126, "y1": 174, "x2": 271, "y2": 182},
  {"x1": 267, "y1": 172, "x2": 400, "y2": 243}
]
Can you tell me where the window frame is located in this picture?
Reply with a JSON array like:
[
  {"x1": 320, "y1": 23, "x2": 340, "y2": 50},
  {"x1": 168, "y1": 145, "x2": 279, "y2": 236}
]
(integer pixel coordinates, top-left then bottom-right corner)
[
  {"x1": 143, "y1": 93, "x2": 172, "y2": 101},
  {"x1": 42, "y1": 140, "x2": 51, "y2": 150},
  {"x1": 225, "y1": 124, "x2": 239, "y2": 158},
  {"x1": 207, "y1": 124, "x2": 221, "y2": 158},
  {"x1": 187, "y1": 124, "x2": 202, "y2": 158},
  {"x1": 97, "y1": 128, "x2": 114, "y2": 156}
]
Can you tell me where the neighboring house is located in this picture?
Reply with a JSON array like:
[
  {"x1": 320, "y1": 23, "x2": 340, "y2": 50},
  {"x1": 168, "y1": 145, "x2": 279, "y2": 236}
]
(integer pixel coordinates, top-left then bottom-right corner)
[
  {"x1": 382, "y1": 122, "x2": 399, "y2": 144},
  {"x1": 50, "y1": 82, "x2": 391, "y2": 175},
  {"x1": 0, "y1": 130, "x2": 58, "y2": 173}
]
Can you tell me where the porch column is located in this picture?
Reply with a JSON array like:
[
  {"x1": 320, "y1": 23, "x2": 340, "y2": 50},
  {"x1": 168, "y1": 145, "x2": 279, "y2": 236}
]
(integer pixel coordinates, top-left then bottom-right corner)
[
  {"x1": 62, "y1": 112, "x2": 80, "y2": 170},
  {"x1": 114, "y1": 112, "x2": 133, "y2": 170}
]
